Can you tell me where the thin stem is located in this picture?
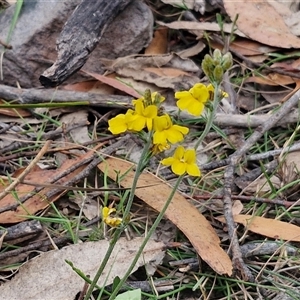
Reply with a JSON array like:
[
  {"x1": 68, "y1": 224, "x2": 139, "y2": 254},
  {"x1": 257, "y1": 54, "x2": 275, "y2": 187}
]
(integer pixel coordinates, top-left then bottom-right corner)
[
  {"x1": 194, "y1": 83, "x2": 219, "y2": 150},
  {"x1": 108, "y1": 175, "x2": 184, "y2": 299},
  {"x1": 83, "y1": 136, "x2": 153, "y2": 300}
]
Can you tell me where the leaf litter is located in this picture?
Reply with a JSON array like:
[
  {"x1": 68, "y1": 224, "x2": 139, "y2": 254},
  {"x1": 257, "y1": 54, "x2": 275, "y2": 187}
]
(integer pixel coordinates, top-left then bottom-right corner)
[{"x1": 1, "y1": 0, "x2": 300, "y2": 299}]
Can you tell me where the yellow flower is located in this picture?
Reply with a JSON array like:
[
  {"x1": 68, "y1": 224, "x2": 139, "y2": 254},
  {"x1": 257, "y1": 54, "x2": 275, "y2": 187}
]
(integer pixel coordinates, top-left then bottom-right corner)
[
  {"x1": 151, "y1": 142, "x2": 170, "y2": 154},
  {"x1": 161, "y1": 146, "x2": 201, "y2": 176},
  {"x1": 132, "y1": 99, "x2": 158, "y2": 131},
  {"x1": 102, "y1": 207, "x2": 122, "y2": 227},
  {"x1": 153, "y1": 114, "x2": 189, "y2": 144},
  {"x1": 207, "y1": 84, "x2": 228, "y2": 99},
  {"x1": 175, "y1": 83, "x2": 210, "y2": 116},
  {"x1": 108, "y1": 110, "x2": 137, "y2": 134}
]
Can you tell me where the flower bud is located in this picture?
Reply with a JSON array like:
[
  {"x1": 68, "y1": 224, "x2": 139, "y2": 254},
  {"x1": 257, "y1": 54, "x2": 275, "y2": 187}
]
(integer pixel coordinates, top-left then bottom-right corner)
[
  {"x1": 213, "y1": 65, "x2": 224, "y2": 84},
  {"x1": 143, "y1": 89, "x2": 152, "y2": 106},
  {"x1": 201, "y1": 54, "x2": 215, "y2": 79},
  {"x1": 222, "y1": 52, "x2": 233, "y2": 71}
]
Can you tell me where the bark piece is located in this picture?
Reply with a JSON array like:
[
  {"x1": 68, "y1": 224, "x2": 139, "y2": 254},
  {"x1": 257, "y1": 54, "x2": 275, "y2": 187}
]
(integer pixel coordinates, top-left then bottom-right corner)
[
  {"x1": 40, "y1": 0, "x2": 133, "y2": 87},
  {"x1": 0, "y1": 0, "x2": 153, "y2": 87}
]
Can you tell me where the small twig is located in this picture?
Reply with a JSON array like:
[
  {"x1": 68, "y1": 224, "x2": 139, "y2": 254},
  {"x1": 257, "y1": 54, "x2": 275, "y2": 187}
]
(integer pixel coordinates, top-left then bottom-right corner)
[
  {"x1": 0, "y1": 136, "x2": 113, "y2": 163},
  {"x1": 200, "y1": 141, "x2": 300, "y2": 171},
  {"x1": 0, "y1": 216, "x2": 101, "y2": 262},
  {"x1": 192, "y1": 194, "x2": 294, "y2": 208},
  {"x1": 0, "y1": 236, "x2": 72, "y2": 262},
  {"x1": 223, "y1": 89, "x2": 300, "y2": 281},
  {"x1": 78, "y1": 276, "x2": 90, "y2": 300},
  {"x1": 0, "y1": 151, "x2": 95, "y2": 214},
  {"x1": 0, "y1": 121, "x2": 90, "y2": 155},
  {"x1": 240, "y1": 241, "x2": 298, "y2": 258},
  {"x1": 0, "y1": 140, "x2": 51, "y2": 201},
  {"x1": 0, "y1": 220, "x2": 43, "y2": 242}
]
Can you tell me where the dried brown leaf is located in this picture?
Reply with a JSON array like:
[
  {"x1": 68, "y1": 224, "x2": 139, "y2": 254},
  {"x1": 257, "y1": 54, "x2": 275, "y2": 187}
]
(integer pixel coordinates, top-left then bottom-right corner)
[
  {"x1": 219, "y1": 215, "x2": 300, "y2": 242},
  {"x1": 223, "y1": 0, "x2": 300, "y2": 48},
  {"x1": 0, "y1": 237, "x2": 165, "y2": 300}
]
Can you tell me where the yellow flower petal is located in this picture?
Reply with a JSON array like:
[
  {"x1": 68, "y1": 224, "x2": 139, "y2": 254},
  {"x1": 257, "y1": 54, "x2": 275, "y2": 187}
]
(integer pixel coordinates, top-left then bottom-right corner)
[
  {"x1": 191, "y1": 83, "x2": 209, "y2": 102},
  {"x1": 102, "y1": 206, "x2": 122, "y2": 227},
  {"x1": 130, "y1": 115, "x2": 146, "y2": 131},
  {"x1": 175, "y1": 83, "x2": 210, "y2": 116},
  {"x1": 186, "y1": 164, "x2": 201, "y2": 176},
  {"x1": 184, "y1": 149, "x2": 196, "y2": 164},
  {"x1": 144, "y1": 105, "x2": 158, "y2": 118},
  {"x1": 160, "y1": 146, "x2": 201, "y2": 177},
  {"x1": 172, "y1": 160, "x2": 186, "y2": 175},
  {"x1": 134, "y1": 100, "x2": 144, "y2": 115},
  {"x1": 108, "y1": 115, "x2": 127, "y2": 134},
  {"x1": 174, "y1": 146, "x2": 184, "y2": 160},
  {"x1": 173, "y1": 125, "x2": 189, "y2": 135},
  {"x1": 153, "y1": 131, "x2": 167, "y2": 144},
  {"x1": 161, "y1": 157, "x2": 175, "y2": 166}
]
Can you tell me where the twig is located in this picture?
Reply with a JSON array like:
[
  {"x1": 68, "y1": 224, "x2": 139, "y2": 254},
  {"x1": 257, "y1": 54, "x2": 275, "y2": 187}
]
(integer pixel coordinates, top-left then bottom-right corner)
[
  {"x1": 0, "y1": 136, "x2": 113, "y2": 163},
  {"x1": 0, "y1": 216, "x2": 101, "y2": 262},
  {"x1": 0, "y1": 136, "x2": 129, "y2": 214},
  {"x1": 223, "y1": 89, "x2": 300, "y2": 281},
  {"x1": 0, "y1": 152, "x2": 95, "y2": 214},
  {"x1": 192, "y1": 194, "x2": 294, "y2": 208},
  {"x1": 0, "y1": 220, "x2": 43, "y2": 242},
  {"x1": 0, "y1": 140, "x2": 51, "y2": 201},
  {"x1": 0, "y1": 84, "x2": 132, "y2": 107},
  {"x1": 200, "y1": 141, "x2": 300, "y2": 171},
  {"x1": 0, "y1": 236, "x2": 72, "y2": 262}
]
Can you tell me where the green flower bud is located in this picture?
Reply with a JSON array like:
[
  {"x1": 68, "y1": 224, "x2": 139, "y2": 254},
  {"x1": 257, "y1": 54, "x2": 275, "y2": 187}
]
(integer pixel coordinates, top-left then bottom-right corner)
[
  {"x1": 213, "y1": 65, "x2": 224, "y2": 84},
  {"x1": 213, "y1": 49, "x2": 222, "y2": 60},
  {"x1": 202, "y1": 54, "x2": 215, "y2": 78},
  {"x1": 222, "y1": 52, "x2": 233, "y2": 71},
  {"x1": 213, "y1": 49, "x2": 222, "y2": 65},
  {"x1": 153, "y1": 92, "x2": 163, "y2": 106},
  {"x1": 144, "y1": 89, "x2": 152, "y2": 107}
]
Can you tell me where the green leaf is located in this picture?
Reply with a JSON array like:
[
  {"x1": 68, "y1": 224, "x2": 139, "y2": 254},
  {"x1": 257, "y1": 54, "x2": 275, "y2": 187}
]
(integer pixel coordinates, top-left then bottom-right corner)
[
  {"x1": 112, "y1": 276, "x2": 121, "y2": 292},
  {"x1": 114, "y1": 289, "x2": 142, "y2": 300}
]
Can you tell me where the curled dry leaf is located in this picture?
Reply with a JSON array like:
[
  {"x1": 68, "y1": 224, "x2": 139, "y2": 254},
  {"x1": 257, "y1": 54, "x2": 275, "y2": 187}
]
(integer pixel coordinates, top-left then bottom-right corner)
[
  {"x1": 223, "y1": 0, "x2": 300, "y2": 48},
  {"x1": 0, "y1": 237, "x2": 165, "y2": 300},
  {"x1": 218, "y1": 215, "x2": 300, "y2": 242},
  {"x1": 98, "y1": 157, "x2": 233, "y2": 276},
  {"x1": 99, "y1": 53, "x2": 201, "y2": 90}
]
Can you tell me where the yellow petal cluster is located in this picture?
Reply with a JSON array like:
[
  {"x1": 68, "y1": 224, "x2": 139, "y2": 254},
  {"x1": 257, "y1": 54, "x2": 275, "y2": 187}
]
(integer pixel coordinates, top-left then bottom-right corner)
[
  {"x1": 161, "y1": 146, "x2": 201, "y2": 176},
  {"x1": 102, "y1": 207, "x2": 122, "y2": 227},
  {"x1": 108, "y1": 99, "x2": 158, "y2": 134},
  {"x1": 153, "y1": 114, "x2": 189, "y2": 145},
  {"x1": 175, "y1": 83, "x2": 210, "y2": 116}
]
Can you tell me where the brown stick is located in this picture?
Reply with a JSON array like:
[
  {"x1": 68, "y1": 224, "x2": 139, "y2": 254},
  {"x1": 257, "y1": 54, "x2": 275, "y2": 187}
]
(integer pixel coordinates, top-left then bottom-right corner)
[
  {"x1": 0, "y1": 140, "x2": 51, "y2": 201},
  {"x1": 1, "y1": 84, "x2": 300, "y2": 128},
  {"x1": 223, "y1": 89, "x2": 300, "y2": 281}
]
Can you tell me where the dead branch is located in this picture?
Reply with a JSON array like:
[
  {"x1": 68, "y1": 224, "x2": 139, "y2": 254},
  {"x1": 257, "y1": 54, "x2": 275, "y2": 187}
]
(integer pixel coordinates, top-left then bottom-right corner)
[
  {"x1": 1, "y1": 85, "x2": 300, "y2": 127},
  {"x1": 222, "y1": 89, "x2": 300, "y2": 281}
]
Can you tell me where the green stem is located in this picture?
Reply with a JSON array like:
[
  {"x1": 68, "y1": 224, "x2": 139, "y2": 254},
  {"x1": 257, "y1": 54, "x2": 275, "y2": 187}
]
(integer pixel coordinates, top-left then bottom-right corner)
[
  {"x1": 83, "y1": 136, "x2": 153, "y2": 300},
  {"x1": 108, "y1": 175, "x2": 184, "y2": 300},
  {"x1": 194, "y1": 83, "x2": 219, "y2": 150}
]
